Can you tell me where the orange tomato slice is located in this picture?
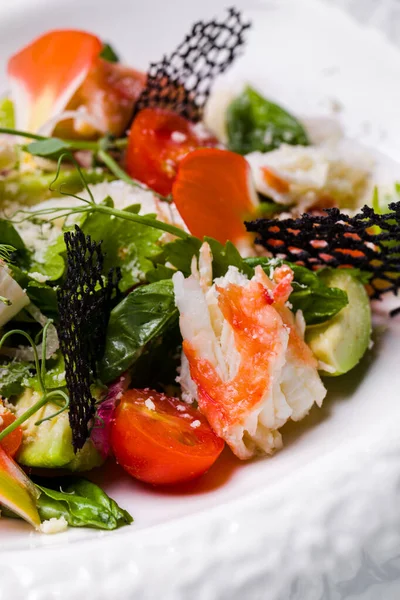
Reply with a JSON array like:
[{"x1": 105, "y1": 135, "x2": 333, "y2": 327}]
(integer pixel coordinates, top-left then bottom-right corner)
[{"x1": 172, "y1": 148, "x2": 258, "y2": 244}]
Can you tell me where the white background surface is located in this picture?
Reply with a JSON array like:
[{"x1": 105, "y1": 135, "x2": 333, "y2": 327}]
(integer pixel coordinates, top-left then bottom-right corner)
[{"x1": 1, "y1": 1, "x2": 400, "y2": 599}]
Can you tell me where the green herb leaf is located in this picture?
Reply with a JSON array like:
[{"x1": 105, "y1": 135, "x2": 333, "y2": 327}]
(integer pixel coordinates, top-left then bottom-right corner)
[
  {"x1": 100, "y1": 43, "x2": 120, "y2": 63},
  {"x1": 151, "y1": 236, "x2": 252, "y2": 280},
  {"x1": 0, "y1": 219, "x2": 26, "y2": 253},
  {"x1": 245, "y1": 257, "x2": 348, "y2": 325},
  {"x1": 100, "y1": 279, "x2": 178, "y2": 383},
  {"x1": 81, "y1": 200, "x2": 162, "y2": 291},
  {"x1": 226, "y1": 86, "x2": 309, "y2": 154},
  {"x1": 25, "y1": 138, "x2": 71, "y2": 158},
  {"x1": 36, "y1": 478, "x2": 132, "y2": 530},
  {"x1": 0, "y1": 361, "x2": 32, "y2": 398},
  {"x1": 28, "y1": 232, "x2": 66, "y2": 282},
  {"x1": 29, "y1": 351, "x2": 66, "y2": 391}
]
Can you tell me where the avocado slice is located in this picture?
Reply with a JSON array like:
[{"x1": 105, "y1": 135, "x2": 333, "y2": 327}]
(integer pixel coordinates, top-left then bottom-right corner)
[
  {"x1": 14, "y1": 389, "x2": 104, "y2": 471},
  {"x1": 305, "y1": 270, "x2": 371, "y2": 376}
]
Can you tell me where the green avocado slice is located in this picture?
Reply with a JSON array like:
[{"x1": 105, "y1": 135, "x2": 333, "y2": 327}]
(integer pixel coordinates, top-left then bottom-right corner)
[
  {"x1": 305, "y1": 270, "x2": 372, "y2": 376},
  {"x1": 14, "y1": 389, "x2": 104, "y2": 471}
]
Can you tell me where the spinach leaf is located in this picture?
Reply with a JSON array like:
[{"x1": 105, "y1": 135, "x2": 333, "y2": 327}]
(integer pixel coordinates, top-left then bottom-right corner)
[
  {"x1": 0, "y1": 361, "x2": 32, "y2": 398},
  {"x1": 0, "y1": 219, "x2": 26, "y2": 253},
  {"x1": 81, "y1": 200, "x2": 162, "y2": 292},
  {"x1": 100, "y1": 43, "x2": 119, "y2": 63},
  {"x1": 36, "y1": 478, "x2": 132, "y2": 530},
  {"x1": 9, "y1": 265, "x2": 59, "y2": 318},
  {"x1": 28, "y1": 232, "x2": 66, "y2": 282},
  {"x1": 226, "y1": 86, "x2": 309, "y2": 154},
  {"x1": 100, "y1": 279, "x2": 178, "y2": 383},
  {"x1": 150, "y1": 236, "x2": 252, "y2": 280},
  {"x1": 245, "y1": 257, "x2": 348, "y2": 325}
]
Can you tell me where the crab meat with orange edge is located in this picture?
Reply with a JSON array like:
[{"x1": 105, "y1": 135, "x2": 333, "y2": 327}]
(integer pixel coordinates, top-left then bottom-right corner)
[
  {"x1": 7, "y1": 29, "x2": 145, "y2": 137},
  {"x1": 173, "y1": 242, "x2": 326, "y2": 459},
  {"x1": 246, "y1": 142, "x2": 372, "y2": 213}
]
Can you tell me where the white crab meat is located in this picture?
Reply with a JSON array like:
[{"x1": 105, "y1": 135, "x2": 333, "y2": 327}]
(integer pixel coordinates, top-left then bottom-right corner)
[
  {"x1": 173, "y1": 243, "x2": 326, "y2": 459},
  {"x1": 246, "y1": 141, "x2": 372, "y2": 212},
  {"x1": 0, "y1": 262, "x2": 30, "y2": 327}
]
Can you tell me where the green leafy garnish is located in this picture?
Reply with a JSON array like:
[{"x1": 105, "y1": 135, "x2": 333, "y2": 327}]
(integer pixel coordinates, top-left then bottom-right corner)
[
  {"x1": 0, "y1": 361, "x2": 32, "y2": 398},
  {"x1": 100, "y1": 279, "x2": 178, "y2": 383},
  {"x1": 25, "y1": 138, "x2": 71, "y2": 158},
  {"x1": 81, "y1": 199, "x2": 162, "y2": 291},
  {"x1": 36, "y1": 478, "x2": 132, "y2": 530},
  {"x1": 245, "y1": 257, "x2": 349, "y2": 325},
  {"x1": 100, "y1": 43, "x2": 119, "y2": 63},
  {"x1": 226, "y1": 85, "x2": 309, "y2": 154},
  {"x1": 150, "y1": 236, "x2": 252, "y2": 280}
]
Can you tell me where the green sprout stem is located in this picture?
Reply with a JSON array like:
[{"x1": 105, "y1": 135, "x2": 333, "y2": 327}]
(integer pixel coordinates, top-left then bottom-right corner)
[
  {"x1": 0, "y1": 323, "x2": 69, "y2": 443},
  {"x1": 90, "y1": 203, "x2": 190, "y2": 239}
]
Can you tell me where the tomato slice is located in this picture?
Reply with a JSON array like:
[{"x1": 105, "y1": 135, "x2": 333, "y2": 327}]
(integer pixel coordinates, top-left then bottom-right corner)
[
  {"x1": 125, "y1": 108, "x2": 218, "y2": 196},
  {"x1": 111, "y1": 389, "x2": 224, "y2": 485},
  {"x1": 0, "y1": 410, "x2": 23, "y2": 458},
  {"x1": 172, "y1": 148, "x2": 259, "y2": 244}
]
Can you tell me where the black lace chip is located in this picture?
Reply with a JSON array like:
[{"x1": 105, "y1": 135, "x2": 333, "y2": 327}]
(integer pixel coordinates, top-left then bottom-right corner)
[
  {"x1": 133, "y1": 7, "x2": 250, "y2": 121},
  {"x1": 246, "y1": 202, "x2": 400, "y2": 300},
  {"x1": 57, "y1": 226, "x2": 121, "y2": 451}
]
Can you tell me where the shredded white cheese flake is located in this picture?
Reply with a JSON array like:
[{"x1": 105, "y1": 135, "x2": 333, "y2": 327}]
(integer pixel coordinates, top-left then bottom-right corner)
[
  {"x1": 190, "y1": 420, "x2": 201, "y2": 429},
  {"x1": 144, "y1": 398, "x2": 156, "y2": 411},
  {"x1": 38, "y1": 516, "x2": 68, "y2": 534}
]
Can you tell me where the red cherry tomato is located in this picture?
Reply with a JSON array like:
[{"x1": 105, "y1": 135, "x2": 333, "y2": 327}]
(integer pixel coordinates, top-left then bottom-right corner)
[
  {"x1": 0, "y1": 410, "x2": 23, "y2": 458},
  {"x1": 111, "y1": 389, "x2": 224, "y2": 485},
  {"x1": 125, "y1": 108, "x2": 218, "y2": 196}
]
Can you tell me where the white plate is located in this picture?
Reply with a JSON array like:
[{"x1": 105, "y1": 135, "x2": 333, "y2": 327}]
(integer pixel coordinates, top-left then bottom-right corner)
[{"x1": 2, "y1": 1, "x2": 400, "y2": 598}]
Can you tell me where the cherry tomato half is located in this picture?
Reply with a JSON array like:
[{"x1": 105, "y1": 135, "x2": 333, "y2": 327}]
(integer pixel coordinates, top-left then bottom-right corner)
[
  {"x1": 111, "y1": 389, "x2": 224, "y2": 485},
  {"x1": 125, "y1": 108, "x2": 218, "y2": 196},
  {"x1": 0, "y1": 410, "x2": 23, "y2": 458}
]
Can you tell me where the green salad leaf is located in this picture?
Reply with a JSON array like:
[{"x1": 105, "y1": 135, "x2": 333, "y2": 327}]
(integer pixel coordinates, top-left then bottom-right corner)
[
  {"x1": 0, "y1": 361, "x2": 32, "y2": 398},
  {"x1": 81, "y1": 199, "x2": 162, "y2": 292},
  {"x1": 36, "y1": 478, "x2": 132, "y2": 530},
  {"x1": 100, "y1": 43, "x2": 120, "y2": 63},
  {"x1": 0, "y1": 98, "x2": 15, "y2": 128},
  {"x1": 245, "y1": 257, "x2": 348, "y2": 325},
  {"x1": 0, "y1": 169, "x2": 113, "y2": 206},
  {"x1": 149, "y1": 236, "x2": 252, "y2": 280},
  {"x1": 0, "y1": 219, "x2": 26, "y2": 253},
  {"x1": 226, "y1": 86, "x2": 309, "y2": 154},
  {"x1": 25, "y1": 138, "x2": 71, "y2": 158},
  {"x1": 100, "y1": 279, "x2": 178, "y2": 383}
]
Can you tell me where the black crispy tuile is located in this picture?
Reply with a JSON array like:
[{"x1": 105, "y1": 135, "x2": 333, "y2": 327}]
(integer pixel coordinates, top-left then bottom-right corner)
[
  {"x1": 133, "y1": 7, "x2": 250, "y2": 122},
  {"x1": 245, "y1": 202, "x2": 400, "y2": 300},
  {"x1": 57, "y1": 226, "x2": 121, "y2": 451}
]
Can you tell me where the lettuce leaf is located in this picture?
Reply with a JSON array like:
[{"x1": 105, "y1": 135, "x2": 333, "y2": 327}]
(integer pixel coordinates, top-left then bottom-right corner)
[
  {"x1": 81, "y1": 200, "x2": 162, "y2": 292},
  {"x1": 226, "y1": 86, "x2": 309, "y2": 154}
]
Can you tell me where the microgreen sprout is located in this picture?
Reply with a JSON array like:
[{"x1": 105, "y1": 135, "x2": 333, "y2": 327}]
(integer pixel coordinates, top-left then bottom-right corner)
[{"x1": 0, "y1": 322, "x2": 69, "y2": 443}]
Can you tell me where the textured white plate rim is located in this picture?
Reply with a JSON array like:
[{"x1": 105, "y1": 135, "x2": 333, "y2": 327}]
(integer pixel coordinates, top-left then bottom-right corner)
[{"x1": 2, "y1": 1, "x2": 400, "y2": 598}]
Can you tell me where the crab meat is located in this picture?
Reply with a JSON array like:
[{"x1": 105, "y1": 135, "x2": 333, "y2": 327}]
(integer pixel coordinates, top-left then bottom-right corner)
[
  {"x1": 173, "y1": 243, "x2": 326, "y2": 459},
  {"x1": 246, "y1": 142, "x2": 372, "y2": 212}
]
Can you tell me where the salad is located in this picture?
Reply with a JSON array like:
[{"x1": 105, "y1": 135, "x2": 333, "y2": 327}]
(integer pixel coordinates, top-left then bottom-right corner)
[{"x1": 0, "y1": 8, "x2": 398, "y2": 534}]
